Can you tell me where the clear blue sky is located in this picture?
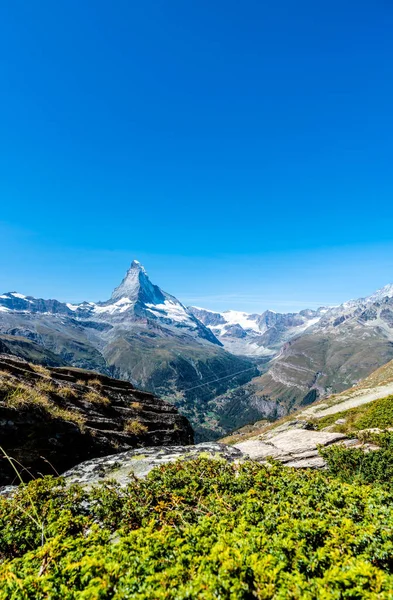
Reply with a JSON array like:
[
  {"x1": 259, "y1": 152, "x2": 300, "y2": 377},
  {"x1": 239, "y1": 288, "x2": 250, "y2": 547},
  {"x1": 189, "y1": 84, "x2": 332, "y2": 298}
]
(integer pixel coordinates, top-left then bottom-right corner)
[{"x1": 1, "y1": 1, "x2": 393, "y2": 312}]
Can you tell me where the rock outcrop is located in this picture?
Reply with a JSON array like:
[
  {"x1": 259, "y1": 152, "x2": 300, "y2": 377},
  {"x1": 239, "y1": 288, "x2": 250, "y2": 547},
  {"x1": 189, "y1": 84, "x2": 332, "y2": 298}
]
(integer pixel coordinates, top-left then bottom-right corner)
[
  {"x1": 0, "y1": 355, "x2": 193, "y2": 485},
  {"x1": 62, "y1": 443, "x2": 243, "y2": 487},
  {"x1": 234, "y1": 420, "x2": 349, "y2": 468}
]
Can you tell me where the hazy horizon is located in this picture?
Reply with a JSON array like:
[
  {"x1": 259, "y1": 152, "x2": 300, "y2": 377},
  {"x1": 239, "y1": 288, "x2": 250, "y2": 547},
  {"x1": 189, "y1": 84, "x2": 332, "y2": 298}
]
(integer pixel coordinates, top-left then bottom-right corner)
[{"x1": 2, "y1": 242, "x2": 393, "y2": 314}]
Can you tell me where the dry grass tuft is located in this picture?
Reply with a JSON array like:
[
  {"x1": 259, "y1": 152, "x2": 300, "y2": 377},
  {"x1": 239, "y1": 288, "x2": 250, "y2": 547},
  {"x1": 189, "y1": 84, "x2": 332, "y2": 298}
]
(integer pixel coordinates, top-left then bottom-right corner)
[
  {"x1": 2, "y1": 382, "x2": 86, "y2": 430},
  {"x1": 124, "y1": 420, "x2": 148, "y2": 435},
  {"x1": 84, "y1": 390, "x2": 110, "y2": 406},
  {"x1": 35, "y1": 379, "x2": 57, "y2": 394},
  {"x1": 58, "y1": 386, "x2": 78, "y2": 399},
  {"x1": 51, "y1": 407, "x2": 86, "y2": 430},
  {"x1": 32, "y1": 364, "x2": 50, "y2": 376},
  {"x1": 5, "y1": 384, "x2": 51, "y2": 410},
  {"x1": 130, "y1": 401, "x2": 142, "y2": 411},
  {"x1": 88, "y1": 378, "x2": 103, "y2": 389}
]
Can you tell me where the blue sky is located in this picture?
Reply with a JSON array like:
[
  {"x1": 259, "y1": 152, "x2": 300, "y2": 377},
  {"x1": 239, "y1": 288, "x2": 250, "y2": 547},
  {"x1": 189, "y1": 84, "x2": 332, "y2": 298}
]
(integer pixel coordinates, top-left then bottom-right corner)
[{"x1": 1, "y1": 1, "x2": 393, "y2": 312}]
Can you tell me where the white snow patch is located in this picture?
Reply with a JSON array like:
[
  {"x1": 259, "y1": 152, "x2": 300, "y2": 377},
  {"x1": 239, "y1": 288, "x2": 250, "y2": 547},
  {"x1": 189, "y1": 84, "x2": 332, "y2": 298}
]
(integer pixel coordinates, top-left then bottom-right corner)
[
  {"x1": 366, "y1": 284, "x2": 393, "y2": 303},
  {"x1": 191, "y1": 306, "x2": 219, "y2": 314},
  {"x1": 66, "y1": 303, "x2": 81, "y2": 312},
  {"x1": 93, "y1": 298, "x2": 133, "y2": 315},
  {"x1": 10, "y1": 292, "x2": 27, "y2": 299},
  {"x1": 0, "y1": 306, "x2": 10, "y2": 312},
  {"x1": 292, "y1": 316, "x2": 321, "y2": 333},
  {"x1": 146, "y1": 300, "x2": 195, "y2": 325},
  {"x1": 220, "y1": 310, "x2": 261, "y2": 333}
]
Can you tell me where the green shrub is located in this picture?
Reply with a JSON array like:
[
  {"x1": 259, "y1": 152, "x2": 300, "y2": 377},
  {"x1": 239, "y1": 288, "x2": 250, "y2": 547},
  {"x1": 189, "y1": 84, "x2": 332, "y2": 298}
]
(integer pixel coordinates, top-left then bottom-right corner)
[
  {"x1": 356, "y1": 395, "x2": 393, "y2": 430},
  {"x1": 1, "y1": 459, "x2": 393, "y2": 597},
  {"x1": 320, "y1": 432, "x2": 393, "y2": 484}
]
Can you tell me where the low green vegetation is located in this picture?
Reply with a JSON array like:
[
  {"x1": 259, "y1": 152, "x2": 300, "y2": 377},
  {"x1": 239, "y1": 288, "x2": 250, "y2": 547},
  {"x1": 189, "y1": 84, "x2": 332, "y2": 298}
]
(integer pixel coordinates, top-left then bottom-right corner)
[
  {"x1": 314, "y1": 394, "x2": 393, "y2": 433},
  {"x1": 320, "y1": 431, "x2": 393, "y2": 485},
  {"x1": 2, "y1": 457, "x2": 393, "y2": 598}
]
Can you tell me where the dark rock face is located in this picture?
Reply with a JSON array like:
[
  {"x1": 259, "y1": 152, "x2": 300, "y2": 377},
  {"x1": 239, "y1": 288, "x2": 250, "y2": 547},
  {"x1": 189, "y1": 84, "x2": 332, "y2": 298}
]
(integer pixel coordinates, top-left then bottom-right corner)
[
  {"x1": 0, "y1": 355, "x2": 193, "y2": 485},
  {"x1": 222, "y1": 324, "x2": 248, "y2": 339}
]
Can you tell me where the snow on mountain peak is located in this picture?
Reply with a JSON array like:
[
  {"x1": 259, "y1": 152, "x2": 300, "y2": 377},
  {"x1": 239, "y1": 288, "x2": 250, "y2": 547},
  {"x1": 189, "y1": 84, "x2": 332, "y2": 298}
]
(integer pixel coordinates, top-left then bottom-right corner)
[
  {"x1": 110, "y1": 260, "x2": 165, "y2": 305},
  {"x1": 129, "y1": 259, "x2": 147, "y2": 274},
  {"x1": 365, "y1": 284, "x2": 393, "y2": 303}
]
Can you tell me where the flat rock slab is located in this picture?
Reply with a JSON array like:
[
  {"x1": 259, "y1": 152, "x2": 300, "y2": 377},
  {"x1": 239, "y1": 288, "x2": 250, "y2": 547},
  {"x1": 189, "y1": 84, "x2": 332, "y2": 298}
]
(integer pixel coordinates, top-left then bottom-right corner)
[
  {"x1": 62, "y1": 442, "x2": 244, "y2": 487},
  {"x1": 234, "y1": 429, "x2": 347, "y2": 467}
]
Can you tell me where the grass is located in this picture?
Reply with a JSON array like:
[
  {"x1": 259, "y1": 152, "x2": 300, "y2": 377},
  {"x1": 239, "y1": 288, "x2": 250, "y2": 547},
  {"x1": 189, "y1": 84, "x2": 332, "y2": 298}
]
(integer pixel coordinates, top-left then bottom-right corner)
[
  {"x1": 58, "y1": 386, "x2": 78, "y2": 399},
  {"x1": 35, "y1": 379, "x2": 57, "y2": 394},
  {"x1": 5, "y1": 384, "x2": 52, "y2": 411},
  {"x1": 314, "y1": 394, "x2": 393, "y2": 434},
  {"x1": 88, "y1": 377, "x2": 103, "y2": 389},
  {"x1": 130, "y1": 401, "x2": 142, "y2": 410},
  {"x1": 1, "y1": 381, "x2": 86, "y2": 431},
  {"x1": 51, "y1": 407, "x2": 86, "y2": 430},
  {"x1": 31, "y1": 364, "x2": 50, "y2": 376},
  {"x1": 124, "y1": 420, "x2": 148, "y2": 435},
  {"x1": 84, "y1": 390, "x2": 110, "y2": 405}
]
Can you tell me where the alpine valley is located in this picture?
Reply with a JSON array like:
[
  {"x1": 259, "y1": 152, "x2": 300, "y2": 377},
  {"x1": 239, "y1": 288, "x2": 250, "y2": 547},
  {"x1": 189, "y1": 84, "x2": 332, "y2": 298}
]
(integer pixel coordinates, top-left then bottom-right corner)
[{"x1": 2, "y1": 260, "x2": 393, "y2": 439}]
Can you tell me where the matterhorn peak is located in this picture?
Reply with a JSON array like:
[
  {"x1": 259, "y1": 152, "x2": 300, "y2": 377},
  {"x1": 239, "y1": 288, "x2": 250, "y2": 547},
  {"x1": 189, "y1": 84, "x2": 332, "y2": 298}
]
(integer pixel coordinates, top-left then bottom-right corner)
[
  {"x1": 111, "y1": 260, "x2": 166, "y2": 305},
  {"x1": 129, "y1": 259, "x2": 146, "y2": 273}
]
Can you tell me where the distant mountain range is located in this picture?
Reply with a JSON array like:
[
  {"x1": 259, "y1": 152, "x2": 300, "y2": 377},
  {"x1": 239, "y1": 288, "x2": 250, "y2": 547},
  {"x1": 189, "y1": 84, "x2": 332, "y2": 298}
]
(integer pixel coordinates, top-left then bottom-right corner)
[
  {"x1": 255, "y1": 283, "x2": 393, "y2": 409},
  {"x1": 2, "y1": 261, "x2": 393, "y2": 439},
  {"x1": 188, "y1": 306, "x2": 329, "y2": 357},
  {"x1": 192, "y1": 283, "x2": 393, "y2": 433}
]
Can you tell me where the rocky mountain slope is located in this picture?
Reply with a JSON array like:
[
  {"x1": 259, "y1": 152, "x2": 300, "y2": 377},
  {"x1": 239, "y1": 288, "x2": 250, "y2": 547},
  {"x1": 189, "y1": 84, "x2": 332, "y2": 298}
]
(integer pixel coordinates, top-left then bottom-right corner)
[
  {"x1": 0, "y1": 261, "x2": 257, "y2": 439},
  {"x1": 254, "y1": 289, "x2": 393, "y2": 410},
  {"x1": 193, "y1": 285, "x2": 393, "y2": 430},
  {"x1": 0, "y1": 354, "x2": 193, "y2": 485},
  {"x1": 220, "y1": 359, "x2": 393, "y2": 468}
]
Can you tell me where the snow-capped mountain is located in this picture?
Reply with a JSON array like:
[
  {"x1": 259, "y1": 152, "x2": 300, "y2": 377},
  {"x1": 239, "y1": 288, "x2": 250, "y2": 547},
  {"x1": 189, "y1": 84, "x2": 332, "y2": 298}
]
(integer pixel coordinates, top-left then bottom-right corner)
[
  {"x1": 0, "y1": 261, "x2": 220, "y2": 346},
  {"x1": 188, "y1": 306, "x2": 328, "y2": 357},
  {"x1": 252, "y1": 284, "x2": 393, "y2": 413},
  {"x1": 0, "y1": 261, "x2": 256, "y2": 439},
  {"x1": 196, "y1": 283, "x2": 393, "y2": 435},
  {"x1": 190, "y1": 283, "x2": 393, "y2": 359}
]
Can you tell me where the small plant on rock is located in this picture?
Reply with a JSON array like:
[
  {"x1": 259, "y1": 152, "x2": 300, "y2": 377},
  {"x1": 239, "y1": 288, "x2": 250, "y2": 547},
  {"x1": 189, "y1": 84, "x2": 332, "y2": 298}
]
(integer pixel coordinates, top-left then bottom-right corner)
[
  {"x1": 84, "y1": 390, "x2": 110, "y2": 406},
  {"x1": 124, "y1": 420, "x2": 148, "y2": 435}
]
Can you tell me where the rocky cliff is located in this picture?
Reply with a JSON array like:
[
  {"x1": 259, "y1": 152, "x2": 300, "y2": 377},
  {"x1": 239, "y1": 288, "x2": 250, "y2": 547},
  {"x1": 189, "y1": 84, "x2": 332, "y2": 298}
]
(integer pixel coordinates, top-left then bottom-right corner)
[{"x1": 0, "y1": 354, "x2": 193, "y2": 485}]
